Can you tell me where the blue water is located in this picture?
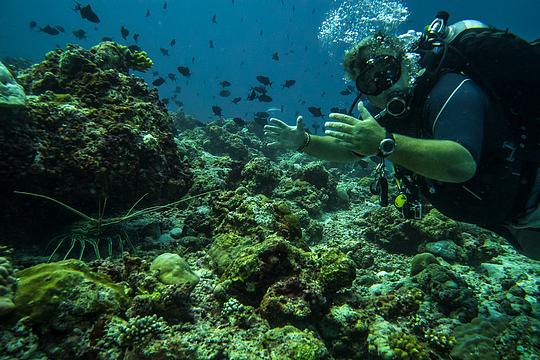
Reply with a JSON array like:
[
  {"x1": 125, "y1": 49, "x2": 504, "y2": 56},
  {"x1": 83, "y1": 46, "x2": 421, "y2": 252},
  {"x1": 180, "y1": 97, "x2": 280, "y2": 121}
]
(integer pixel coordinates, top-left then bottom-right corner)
[{"x1": 1, "y1": 0, "x2": 539, "y2": 127}]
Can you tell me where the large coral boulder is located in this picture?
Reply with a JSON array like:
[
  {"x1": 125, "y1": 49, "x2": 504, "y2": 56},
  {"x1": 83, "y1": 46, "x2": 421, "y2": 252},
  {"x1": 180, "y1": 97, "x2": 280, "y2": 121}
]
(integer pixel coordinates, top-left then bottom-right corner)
[
  {"x1": 0, "y1": 43, "x2": 192, "y2": 247},
  {"x1": 263, "y1": 325, "x2": 329, "y2": 360},
  {"x1": 14, "y1": 259, "x2": 128, "y2": 330},
  {"x1": 150, "y1": 252, "x2": 199, "y2": 287},
  {"x1": 0, "y1": 61, "x2": 26, "y2": 108},
  {"x1": 209, "y1": 233, "x2": 305, "y2": 305}
]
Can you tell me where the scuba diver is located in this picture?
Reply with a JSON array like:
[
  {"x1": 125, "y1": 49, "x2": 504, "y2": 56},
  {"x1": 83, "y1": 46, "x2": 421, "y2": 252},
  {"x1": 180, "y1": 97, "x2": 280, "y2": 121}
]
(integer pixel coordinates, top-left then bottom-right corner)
[{"x1": 264, "y1": 11, "x2": 540, "y2": 259}]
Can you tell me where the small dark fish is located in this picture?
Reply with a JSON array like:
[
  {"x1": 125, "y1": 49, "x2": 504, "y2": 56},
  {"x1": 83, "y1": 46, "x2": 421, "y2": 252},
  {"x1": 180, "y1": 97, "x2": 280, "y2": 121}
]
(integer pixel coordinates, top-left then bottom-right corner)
[
  {"x1": 128, "y1": 45, "x2": 141, "y2": 52},
  {"x1": 252, "y1": 86, "x2": 268, "y2": 94},
  {"x1": 120, "y1": 25, "x2": 129, "y2": 40},
  {"x1": 160, "y1": 48, "x2": 169, "y2": 56},
  {"x1": 253, "y1": 86, "x2": 267, "y2": 94},
  {"x1": 162, "y1": 98, "x2": 169, "y2": 105},
  {"x1": 282, "y1": 79, "x2": 296, "y2": 88},
  {"x1": 174, "y1": 100, "x2": 183, "y2": 107},
  {"x1": 163, "y1": 1, "x2": 167, "y2": 9},
  {"x1": 308, "y1": 107, "x2": 324, "y2": 117},
  {"x1": 133, "y1": 33, "x2": 139, "y2": 43},
  {"x1": 177, "y1": 66, "x2": 191, "y2": 77},
  {"x1": 55, "y1": 25, "x2": 65, "y2": 33},
  {"x1": 74, "y1": 2, "x2": 100, "y2": 23},
  {"x1": 340, "y1": 88, "x2": 352, "y2": 96},
  {"x1": 29, "y1": 21, "x2": 37, "y2": 29},
  {"x1": 209, "y1": 40, "x2": 214, "y2": 48},
  {"x1": 254, "y1": 117, "x2": 268, "y2": 126},
  {"x1": 40, "y1": 25, "x2": 60, "y2": 35},
  {"x1": 170, "y1": 38, "x2": 176, "y2": 47},
  {"x1": 174, "y1": 86, "x2": 182, "y2": 93},
  {"x1": 259, "y1": 30, "x2": 263, "y2": 37},
  {"x1": 258, "y1": 94, "x2": 273, "y2": 102},
  {"x1": 330, "y1": 106, "x2": 347, "y2": 114},
  {"x1": 145, "y1": 9, "x2": 150, "y2": 17},
  {"x1": 219, "y1": 90, "x2": 231, "y2": 97},
  {"x1": 232, "y1": 97, "x2": 241, "y2": 104},
  {"x1": 102, "y1": 36, "x2": 113, "y2": 41},
  {"x1": 247, "y1": 90, "x2": 257, "y2": 101},
  {"x1": 272, "y1": 52, "x2": 279, "y2": 61},
  {"x1": 168, "y1": 73, "x2": 177, "y2": 81},
  {"x1": 255, "y1": 111, "x2": 270, "y2": 119},
  {"x1": 192, "y1": 57, "x2": 195, "y2": 64},
  {"x1": 220, "y1": 80, "x2": 231, "y2": 87},
  {"x1": 72, "y1": 29, "x2": 87, "y2": 40},
  {"x1": 232, "y1": 117, "x2": 245, "y2": 126},
  {"x1": 152, "y1": 77, "x2": 166, "y2": 86},
  {"x1": 256, "y1": 75, "x2": 271, "y2": 86},
  {"x1": 254, "y1": 112, "x2": 269, "y2": 125},
  {"x1": 212, "y1": 105, "x2": 222, "y2": 117},
  {"x1": 212, "y1": 14, "x2": 217, "y2": 23},
  {"x1": 152, "y1": 71, "x2": 159, "y2": 76}
]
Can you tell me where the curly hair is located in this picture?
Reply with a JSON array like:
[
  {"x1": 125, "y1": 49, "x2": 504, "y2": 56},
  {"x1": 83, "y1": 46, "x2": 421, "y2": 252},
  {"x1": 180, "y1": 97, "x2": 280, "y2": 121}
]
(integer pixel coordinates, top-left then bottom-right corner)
[{"x1": 342, "y1": 31, "x2": 406, "y2": 80}]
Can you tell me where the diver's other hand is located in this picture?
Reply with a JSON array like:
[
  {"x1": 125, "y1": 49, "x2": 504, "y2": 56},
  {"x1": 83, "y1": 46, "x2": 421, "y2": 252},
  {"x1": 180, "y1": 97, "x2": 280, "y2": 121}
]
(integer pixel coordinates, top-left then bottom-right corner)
[
  {"x1": 264, "y1": 116, "x2": 307, "y2": 150},
  {"x1": 325, "y1": 101, "x2": 385, "y2": 155}
]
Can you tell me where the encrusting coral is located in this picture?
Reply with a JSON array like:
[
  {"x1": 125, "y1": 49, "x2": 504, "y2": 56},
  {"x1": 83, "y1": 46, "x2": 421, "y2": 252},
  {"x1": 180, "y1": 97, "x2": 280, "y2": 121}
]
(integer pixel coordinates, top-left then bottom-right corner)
[
  {"x1": 14, "y1": 259, "x2": 128, "y2": 329},
  {"x1": 0, "y1": 257, "x2": 17, "y2": 316}
]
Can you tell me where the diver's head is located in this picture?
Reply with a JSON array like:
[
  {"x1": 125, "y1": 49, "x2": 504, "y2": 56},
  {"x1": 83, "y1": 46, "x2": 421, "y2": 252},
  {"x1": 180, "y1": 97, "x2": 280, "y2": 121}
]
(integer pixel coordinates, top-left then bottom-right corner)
[{"x1": 343, "y1": 32, "x2": 416, "y2": 112}]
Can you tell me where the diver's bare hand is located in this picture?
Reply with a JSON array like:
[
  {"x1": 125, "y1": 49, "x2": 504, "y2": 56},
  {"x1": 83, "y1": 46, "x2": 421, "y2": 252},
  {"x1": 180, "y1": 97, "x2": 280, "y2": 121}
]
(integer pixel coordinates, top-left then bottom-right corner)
[
  {"x1": 324, "y1": 101, "x2": 385, "y2": 155},
  {"x1": 264, "y1": 116, "x2": 307, "y2": 150}
]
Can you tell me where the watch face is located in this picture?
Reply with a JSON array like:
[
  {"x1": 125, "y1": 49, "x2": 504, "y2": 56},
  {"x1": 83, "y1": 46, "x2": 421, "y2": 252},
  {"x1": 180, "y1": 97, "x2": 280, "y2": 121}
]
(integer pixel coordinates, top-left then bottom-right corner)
[{"x1": 380, "y1": 138, "x2": 395, "y2": 155}]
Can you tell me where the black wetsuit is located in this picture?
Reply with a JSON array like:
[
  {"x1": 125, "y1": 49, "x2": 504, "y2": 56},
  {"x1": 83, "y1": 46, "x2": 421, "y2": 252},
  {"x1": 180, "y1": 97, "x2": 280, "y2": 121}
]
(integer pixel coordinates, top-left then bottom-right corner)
[{"x1": 382, "y1": 72, "x2": 536, "y2": 232}]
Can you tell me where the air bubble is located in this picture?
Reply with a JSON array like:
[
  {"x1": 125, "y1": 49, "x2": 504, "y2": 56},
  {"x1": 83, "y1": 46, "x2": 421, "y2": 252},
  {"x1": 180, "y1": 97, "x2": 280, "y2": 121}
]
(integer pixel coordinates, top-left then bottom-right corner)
[{"x1": 318, "y1": 0, "x2": 409, "y2": 50}]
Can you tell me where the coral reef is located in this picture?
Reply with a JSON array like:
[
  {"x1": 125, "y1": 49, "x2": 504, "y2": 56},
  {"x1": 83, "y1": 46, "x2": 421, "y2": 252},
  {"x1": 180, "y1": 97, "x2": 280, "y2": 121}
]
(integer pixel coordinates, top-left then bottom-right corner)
[
  {"x1": 0, "y1": 317, "x2": 46, "y2": 360},
  {"x1": 0, "y1": 257, "x2": 17, "y2": 316},
  {"x1": 0, "y1": 42, "x2": 192, "y2": 249},
  {"x1": 0, "y1": 60, "x2": 26, "y2": 108},
  {"x1": 413, "y1": 262, "x2": 478, "y2": 322},
  {"x1": 361, "y1": 207, "x2": 465, "y2": 254},
  {"x1": 263, "y1": 325, "x2": 329, "y2": 359},
  {"x1": 2, "y1": 43, "x2": 540, "y2": 360},
  {"x1": 150, "y1": 252, "x2": 199, "y2": 286},
  {"x1": 14, "y1": 259, "x2": 128, "y2": 328}
]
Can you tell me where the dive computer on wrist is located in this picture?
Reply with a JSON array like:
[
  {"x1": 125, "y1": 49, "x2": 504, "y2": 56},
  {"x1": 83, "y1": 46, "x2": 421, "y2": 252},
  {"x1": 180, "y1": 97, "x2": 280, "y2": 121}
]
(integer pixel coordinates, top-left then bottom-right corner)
[{"x1": 378, "y1": 131, "x2": 396, "y2": 157}]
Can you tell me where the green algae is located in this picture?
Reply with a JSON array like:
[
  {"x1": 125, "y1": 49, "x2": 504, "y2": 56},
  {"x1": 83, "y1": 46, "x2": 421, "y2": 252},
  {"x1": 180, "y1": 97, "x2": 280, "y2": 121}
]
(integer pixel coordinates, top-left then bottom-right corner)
[{"x1": 15, "y1": 259, "x2": 128, "y2": 326}]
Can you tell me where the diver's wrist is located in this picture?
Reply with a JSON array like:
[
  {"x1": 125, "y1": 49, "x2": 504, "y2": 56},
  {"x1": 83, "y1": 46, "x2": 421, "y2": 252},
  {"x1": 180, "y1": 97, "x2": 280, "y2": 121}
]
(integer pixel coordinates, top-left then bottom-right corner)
[{"x1": 296, "y1": 132, "x2": 311, "y2": 152}]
